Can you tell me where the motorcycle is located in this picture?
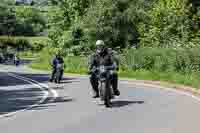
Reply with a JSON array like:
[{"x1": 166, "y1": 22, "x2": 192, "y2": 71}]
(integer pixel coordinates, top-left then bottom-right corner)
[
  {"x1": 94, "y1": 65, "x2": 115, "y2": 108},
  {"x1": 54, "y1": 63, "x2": 64, "y2": 83}
]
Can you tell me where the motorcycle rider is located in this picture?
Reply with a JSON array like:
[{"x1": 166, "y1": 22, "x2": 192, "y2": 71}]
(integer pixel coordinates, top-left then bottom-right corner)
[
  {"x1": 49, "y1": 53, "x2": 64, "y2": 82},
  {"x1": 88, "y1": 40, "x2": 120, "y2": 98}
]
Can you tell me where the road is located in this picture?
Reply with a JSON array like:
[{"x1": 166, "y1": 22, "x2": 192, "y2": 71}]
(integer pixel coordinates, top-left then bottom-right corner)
[{"x1": 0, "y1": 64, "x2": 200, "y2": 133}]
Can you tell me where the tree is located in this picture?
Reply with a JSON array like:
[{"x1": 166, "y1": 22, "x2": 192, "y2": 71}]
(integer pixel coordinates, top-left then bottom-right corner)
[
  {"x1": 15, "y1": 6, "x2": 46, "y2": 36},
  {"x1": 139, "y1": 0, "x2": 196, "y2": 48},
  {"x1": 0, "y1": 3, "x2": 16, "y2": 36},
  {"x1": 83, "y1": 0, "x2": 154, "y2": 49},
  {"x1": 48, "y1": 0, "x2": 92, "y2": 48}
]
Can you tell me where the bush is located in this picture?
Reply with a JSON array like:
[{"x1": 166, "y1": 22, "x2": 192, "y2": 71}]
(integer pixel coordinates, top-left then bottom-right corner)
[
  {"x1": 0, "y1": 36, "x2": 48, "y2": 52},
  {"x1": 64, "y1": 56, "x2": 88, "y2": 74},
  {"x1": 0, "y1": 37, "x2": 17, "y2": 48},
  {"x1": 15, "y1": 6, "x2": 47, "y2": 36}
]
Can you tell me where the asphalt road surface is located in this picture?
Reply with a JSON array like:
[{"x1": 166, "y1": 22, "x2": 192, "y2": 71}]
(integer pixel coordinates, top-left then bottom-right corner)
[{"x1": 0, "y1": 64, "x2": 200, "y2": 133}]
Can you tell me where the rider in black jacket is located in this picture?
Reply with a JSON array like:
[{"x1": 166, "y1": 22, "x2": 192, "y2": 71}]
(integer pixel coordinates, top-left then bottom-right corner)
[
  {"x1": 49, "y1": 53, "x2": 64, "y2": 82},
  {"x1": 88, "y1": 40, "x2": 120, "y2": 98}
]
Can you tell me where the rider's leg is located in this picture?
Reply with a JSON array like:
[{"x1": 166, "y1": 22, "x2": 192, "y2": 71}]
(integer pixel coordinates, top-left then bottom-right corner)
[
  {"x1": 50, "y1": 67, "x2": 56, "y2": 82},
  {"x1": 59, "y1": 69, "x2": 64, "y2": 80},
  {"x1": 111, "y1": 73, "x2": 120, "y2": 96},
  {"x1": 90, "y1": 73, "x2": 99, "y2": 98}
]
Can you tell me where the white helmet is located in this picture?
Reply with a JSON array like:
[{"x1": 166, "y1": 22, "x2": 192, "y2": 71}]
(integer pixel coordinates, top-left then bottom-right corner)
[{"x1": 96, "y1": 40, "x2": 105, "y2": 46}]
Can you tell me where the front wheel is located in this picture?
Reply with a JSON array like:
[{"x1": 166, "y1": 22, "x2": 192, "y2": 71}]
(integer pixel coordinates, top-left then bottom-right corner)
[
  {"x1": 100, "y1": 81, "x2": 105, "y2": 101},
  {"x1": 105, "y1": 87, "x2": 111, "y2": 108},
  {"x1": 55, "y1": 70, "x2": 61, "y2": 84},
  {"x1": 101, "y1": 81, "x2": 111, "y2": 108}
]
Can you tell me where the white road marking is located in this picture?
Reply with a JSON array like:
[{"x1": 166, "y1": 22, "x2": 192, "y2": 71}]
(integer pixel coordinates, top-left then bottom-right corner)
[
  {"x1": 8, "y1": 73, "x2": 59, "y2": 99},
  {"x1": 0, "y1": 73, "x2": 49, "y2": 118},
  {"x1": 2, "y1": 65, "x2": 200, "y2": 118}
]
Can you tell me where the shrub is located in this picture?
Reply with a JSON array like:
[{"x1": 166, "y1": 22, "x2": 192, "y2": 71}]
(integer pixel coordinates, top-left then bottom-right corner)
[{"x1": 0, "y1": 36, "x2": 48, "y2": 52}]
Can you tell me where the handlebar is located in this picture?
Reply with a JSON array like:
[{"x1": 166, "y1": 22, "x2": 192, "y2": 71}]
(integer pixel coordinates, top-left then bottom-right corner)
[{"x1": 89, "y1": 65, "x2": 117, "y2": 74}]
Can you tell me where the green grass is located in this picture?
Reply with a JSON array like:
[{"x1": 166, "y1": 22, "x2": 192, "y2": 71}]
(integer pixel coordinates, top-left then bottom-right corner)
[
  {"x1": 30, "y1": 56, "x2": 88, "y2": 74},
  {"x1": 30, "y1": 54, "x2": 200, "y2": 89},
  {"x1": 119, "y1": 70, "x2": 200, "y2": 89},
  {"x1": 19, "y1": 51, "x2": 38, "y2": 59}
]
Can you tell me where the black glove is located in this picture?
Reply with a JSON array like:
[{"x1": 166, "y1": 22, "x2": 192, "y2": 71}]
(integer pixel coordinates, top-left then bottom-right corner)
[
  {"x1": 116, "y1": 67, "x2": 119, "y2": 71},
  {"x1": 87, "y1": 71, "x2": 92, "y2": 75}
]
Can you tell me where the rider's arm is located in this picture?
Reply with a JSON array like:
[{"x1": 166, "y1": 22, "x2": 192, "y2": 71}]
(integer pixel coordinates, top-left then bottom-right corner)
[
  {"x1": 113, "y1": 52, "x2": 119, "y2": 70},
  {"x1": 110, "y1": 54, "x2": 119, "y2": 71},
  {"x1": 51, "y1": 57, "x2": 56, "y2": 67},
  {"x1": 88, "y1": 54, "x2": 94, "y2": 73},
  {"x1": 88, "y1": 55, "x2": 93, "y2": 73}
]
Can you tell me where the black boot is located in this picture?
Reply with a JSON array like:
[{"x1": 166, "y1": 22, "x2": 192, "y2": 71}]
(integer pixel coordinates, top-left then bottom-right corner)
[
  {"x1": 90, "y1": 74, "x2": 99, "y2": 98},
  {"x1": 92, "y1": 92, "x2": 99, "y2": 98},
  {"x1": 112, "y1": 74, "x2": 120, "y2": 96},
  {"x1": 114, "y1": 89, "x2": 120, "y2": 96}
]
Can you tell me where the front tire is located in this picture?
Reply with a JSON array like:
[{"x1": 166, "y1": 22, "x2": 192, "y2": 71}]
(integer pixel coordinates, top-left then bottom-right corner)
[
  {"x1": 100, "y1": 82, "x2": 106, "y2": 101},
  {"x1": 55, "y1": 70, "x2": 61, "y2": 84},
  {"x1": 103, "y1": 81, "x2": 112, "y2": 108}
]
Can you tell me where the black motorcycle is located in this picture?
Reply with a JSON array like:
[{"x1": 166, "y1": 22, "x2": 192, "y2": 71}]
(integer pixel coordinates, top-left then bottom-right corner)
[
  {"x1": 95, "y1": 65, "x2": 115, "y2": 107},
  {"x1": 54, "y1": 63, "x2": 64, "y2": 83}
]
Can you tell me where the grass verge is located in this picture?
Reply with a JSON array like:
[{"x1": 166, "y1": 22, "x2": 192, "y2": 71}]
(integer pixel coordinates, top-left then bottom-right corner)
[
  {"x1": 119, "y1": 70, "x2": 200, "y2": 89},
  {"x1": 30, "y1": 58, "x2": 200, "y2": 90}
]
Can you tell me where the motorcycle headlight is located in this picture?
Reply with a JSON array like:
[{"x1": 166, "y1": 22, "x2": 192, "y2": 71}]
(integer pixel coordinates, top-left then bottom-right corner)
[
  {"x1": 57, "y1": 64, "x2": 63, "y2": 68},
  {"x1": 110, "y1": 70, "x2": 114, "y2": 75},
  {"x1": 100, "y1": 66, "x2": 105, "y2": 72}
]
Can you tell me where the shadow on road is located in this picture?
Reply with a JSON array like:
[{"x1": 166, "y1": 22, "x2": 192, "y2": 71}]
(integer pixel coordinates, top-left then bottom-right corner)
[
  {"x1": 0, "y1": 70, "x2": 76, "y2": 117},
  {"x1": 0, "y1": 88, "x2": 74, "y2": 116},
  {"x1": 111, "y1": 100, "x2": 144, "y2": 108},
  {"x1": 0, "y1": 88, "x2": 43, "y2": 115},
  {"x1": 29, "y1": 97, "x2": 74, "y2": 111}
]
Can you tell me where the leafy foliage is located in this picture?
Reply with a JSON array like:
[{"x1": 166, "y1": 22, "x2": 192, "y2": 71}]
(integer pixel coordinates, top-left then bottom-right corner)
[
  {"x1": 0, "y1": 2, "x2": 16, "y2": 35},
  {"x1": 0, "y1": 36, "x2": 49, "y2": 52},
  {"x1": 48, "y1": 0, "x2": 200, "y2": 53},
  {"x1": 15, "y1": 6, "x2": 47, "y2": 36},
  {"x1": 139, "y1": 0, "x2": 200, "y2": 48},
  {"x1": 48, "y1": 0, "x2": 91, "y2": 49},
  {"x1": 0, "y1": 2, "x2": 47, "y2": 36}
]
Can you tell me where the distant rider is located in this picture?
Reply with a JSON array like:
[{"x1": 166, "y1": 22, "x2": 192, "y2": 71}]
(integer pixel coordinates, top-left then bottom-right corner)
[{"x1": 49, "y1": 53, "x2": 64, "y2": 82}]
